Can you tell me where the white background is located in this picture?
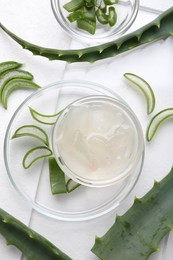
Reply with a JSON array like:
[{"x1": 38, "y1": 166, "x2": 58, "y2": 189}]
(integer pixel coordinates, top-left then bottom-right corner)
[{"x1": 0, "y1": 0, "x2": 173, "y2": 259}]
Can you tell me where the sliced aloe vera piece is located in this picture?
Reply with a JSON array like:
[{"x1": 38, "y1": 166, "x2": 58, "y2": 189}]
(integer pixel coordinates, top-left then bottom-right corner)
[
  {"x1": 0, "y1": 61, "x2": 22, "y2": 75},
  {"x1": 66, "y1": 179, "x2": 81, "y2": 193},
  {"x1": 29, "y1": 107, "x2": 62, "y2": 125},
  {"x1": 1, "y1": 78, "x2": 40, "y2": 109},
  {"x1": 0, "y1": 69, "x2": 33, "y2": 98},
  {"x1": 49, "y1": 157, "x2": 67, "y2": 194},
  {"x1": 63, "y1": 0, "x2": 84, "y2": 12},
  {"x1": 11, "y1": 125, "x2": 49, "y2": 146},
  {"x1": 146, "y1": 108, "x2": 173, "y2": 141},
  {"x1": 23, "y1": 146, "x2": 52, "y2": 169},
  {"x1": 124, "y1": 73, "x2": 155, "y2": 115}
]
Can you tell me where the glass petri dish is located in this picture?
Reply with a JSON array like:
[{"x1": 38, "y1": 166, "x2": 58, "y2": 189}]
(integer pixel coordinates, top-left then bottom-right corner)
[
  {"x1": 4, "y1": 80, "x2": 144, "y2": 221},
  {"x1": 51, "y1": 0, "x2": 139, "y2": 44}
]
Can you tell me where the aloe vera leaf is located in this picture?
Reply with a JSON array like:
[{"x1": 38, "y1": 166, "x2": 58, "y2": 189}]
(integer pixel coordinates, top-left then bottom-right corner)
[
  {"x1": 0, "y1": 208, "x2": 72, "y2": 259},
  {"x1": 0, "y1": 69, "x2": 33, "y2": 98},
  {"x1": 29, "y1": 107, "x2": 62, "y2": 125},
  {"x1": 96, "y1": 8, "x2": 109, "y2": 24},
  {"x1": 11, "y1": 125, "x2": 49, "y2": 146},
  {"x1": 1, "y1": 7, "x2": 173, "y2": 63},
  {"x1": 66, "y1": 179, "x2": 81, "y2": 193},
  {"x1": 124, "y1": 73, "x2": 155, "y2": 114},
  {"x1": 77, "y1": 18, "x2": 96, "y2": 34},
  {"x1": 63, "y1": 0, "x2": 84, "y2": 12},
  {"x1": 146, "y1": 108, "x2": 173, "y2": 141},
  {"x1": 92, "y1": 167, "x2": 173, "y2": 260},
  {"x1": 0, "y1": 61, "x2": 22, "y2": 75},
  {"x1": 23, "y1": 146, "x2": 52, "y2": 169},
  {"x1": 108, "y1": 6, "x2": 117, "y2": 27},
  {"x1": 49, "y1": 157, "x2": 67, "y2": 195},
  {"x1": 103, "y1": 0, "x2": 118, "y2": 5},
  {"x1": 1, "y1": 78, "x2": 40, "y2": 109}
]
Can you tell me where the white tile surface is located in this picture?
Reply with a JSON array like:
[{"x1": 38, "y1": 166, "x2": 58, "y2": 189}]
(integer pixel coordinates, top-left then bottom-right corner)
[{"x1": 0, "y1": 1, "x2": 173, "y2": 259}]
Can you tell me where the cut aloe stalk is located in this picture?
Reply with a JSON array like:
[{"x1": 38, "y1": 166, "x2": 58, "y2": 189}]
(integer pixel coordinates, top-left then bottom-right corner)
[
  {"x1": 146, "y1": 108, "x2": 173, "y2": 141},
  {"x1": 49, "y1": 157, "x2": 67, "y2": 195},
  {"x1": 0, "y1": 69, "x2": 33, "y2": 98},
  {"x1": 11, "y1": 125, "x2": 49, "y2": 146},
  {"x1": 124, "y1": 73, "x2": 155, "y2": 115},
  {"x1": 63, "y1": 0, "x2": 84, "y2": 12},
  {"x1": 0, "y1": 61, "x2": 22, "y2": 75},
  {"x1": 66, "y1": 179, "x2": 81, "y2": 193},
  {"x1": 77, "y1": 18, "x2": 96, "y2": 34},
  {"x1": 29, "y1": 107, "x2": 62, "y2": 125},
  {"x1": 1, "y1": 78, "x2": 40, "y2": 109},
  {"x1": 23, "y1": 146, "x2": 52, "y2": 169}
]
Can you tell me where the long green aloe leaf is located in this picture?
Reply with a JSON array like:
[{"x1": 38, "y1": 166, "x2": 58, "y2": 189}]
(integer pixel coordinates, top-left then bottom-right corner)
[
  {"x1": 1, "y1": 7, "x2": 173, "y2": 63},
  {"x1": 91, "y1": 167, "x2": 173, "y2": 260},
  {"x1": 0, "y1": 208, "x2": 72, "y2": 259}
]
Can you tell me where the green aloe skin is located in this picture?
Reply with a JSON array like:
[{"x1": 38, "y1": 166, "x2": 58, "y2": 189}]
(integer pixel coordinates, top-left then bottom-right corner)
[
  {"x1": 91, "y1": 167, "x2": 173, "y2": 260},
  {"x1": 1, "y1": 7, "x2": 173, "y2": 63},
  {"x1": 0, "y1": 208, "x2": 72, "y2": 260}
]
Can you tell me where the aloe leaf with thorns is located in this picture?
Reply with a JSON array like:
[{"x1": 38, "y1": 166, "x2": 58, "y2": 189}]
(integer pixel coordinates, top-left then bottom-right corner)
[
  {"x1": 92, "y1": 167, "x2": 173, "y2": 260},
  {"x1": 0, "y1": 208, "x2": 72, "y2": 259},
  {"x1": 1, "y1": 7, "x2": 173, "y2": 63}
]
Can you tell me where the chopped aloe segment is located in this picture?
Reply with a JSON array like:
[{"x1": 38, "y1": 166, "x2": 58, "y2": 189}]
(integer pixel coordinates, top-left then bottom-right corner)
[
  {"x1": 96, "y1": 8, "x2": 109, "y2": 24},
  {"x1": 77, "y1": 18, "x2": 96, "y2": 34},
  {"x1": 11, "y1": 125, "x2": 49, "y2": 146},
  {"x1": 104, "y1": 0, "x2": 118, "y2": 5},
  {"x1": 124, "y1": 73, "x2": 155, "y2": 115},
  {"x1": 0, "y1": 61, "x2": 22, "y2": 75},
  {"x1": 108, "y1": 7, "x2": 117, "y2": 26},
  {"x1": 67, "y1": 6, "x2": 95, "y2": 22},
  {"x1": 66, "y1": 179, "x2": 81, "y2": 193},
  {"x1": 23, "y1": 146, "x2": 52, "y2": 169},
  {"x1": 63, "y1": 0, "x2": 84, "y2": 12},
  {"x1": 146, "y1": 108, "x2": 173, "y2": 141},
  {"x1": 67, "y1": 10, "x2": 84, "y2": 22},
  {"x1": 29, "y1": 107, "x2": 62, "y2": 125},
  {"x1": 1, "y1": 78, "x2": 40, "y2": 109},
  {"x1": 0, "y1": 69, "x2": 33, "y2": 98},
  {"x1": 84, "y1": 0, "x2": 95, "y2": 8},
  {"x1": 49, "y1": 157, "x2": 67, "y2": 195}
]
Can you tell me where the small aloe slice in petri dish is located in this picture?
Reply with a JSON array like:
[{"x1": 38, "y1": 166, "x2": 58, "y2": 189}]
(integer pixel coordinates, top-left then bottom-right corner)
[
  {"x1": 29, "y1": 107, "x2": 62, "y2": 125},
  {"x1": 22, "y1": 146, "x2": 52, "y2": 169},
  {"x1": 146, "y1": 108, "x2": 173, "y2": 141},
  {"x1": 124, "y1": 73, "x2": 155, "y2": 115},
  {"x1": 1, "y1": 78, "x2": 40, "y2": 109},
  {"x1": 11, "y1": 125, "x2": 49, "y2": 146}
]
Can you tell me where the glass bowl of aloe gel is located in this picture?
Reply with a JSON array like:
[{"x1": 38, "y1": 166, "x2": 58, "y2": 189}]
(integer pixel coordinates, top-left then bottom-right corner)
[{"x1": 51, "y1": 0, "x2": 139, "y2": 44}]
